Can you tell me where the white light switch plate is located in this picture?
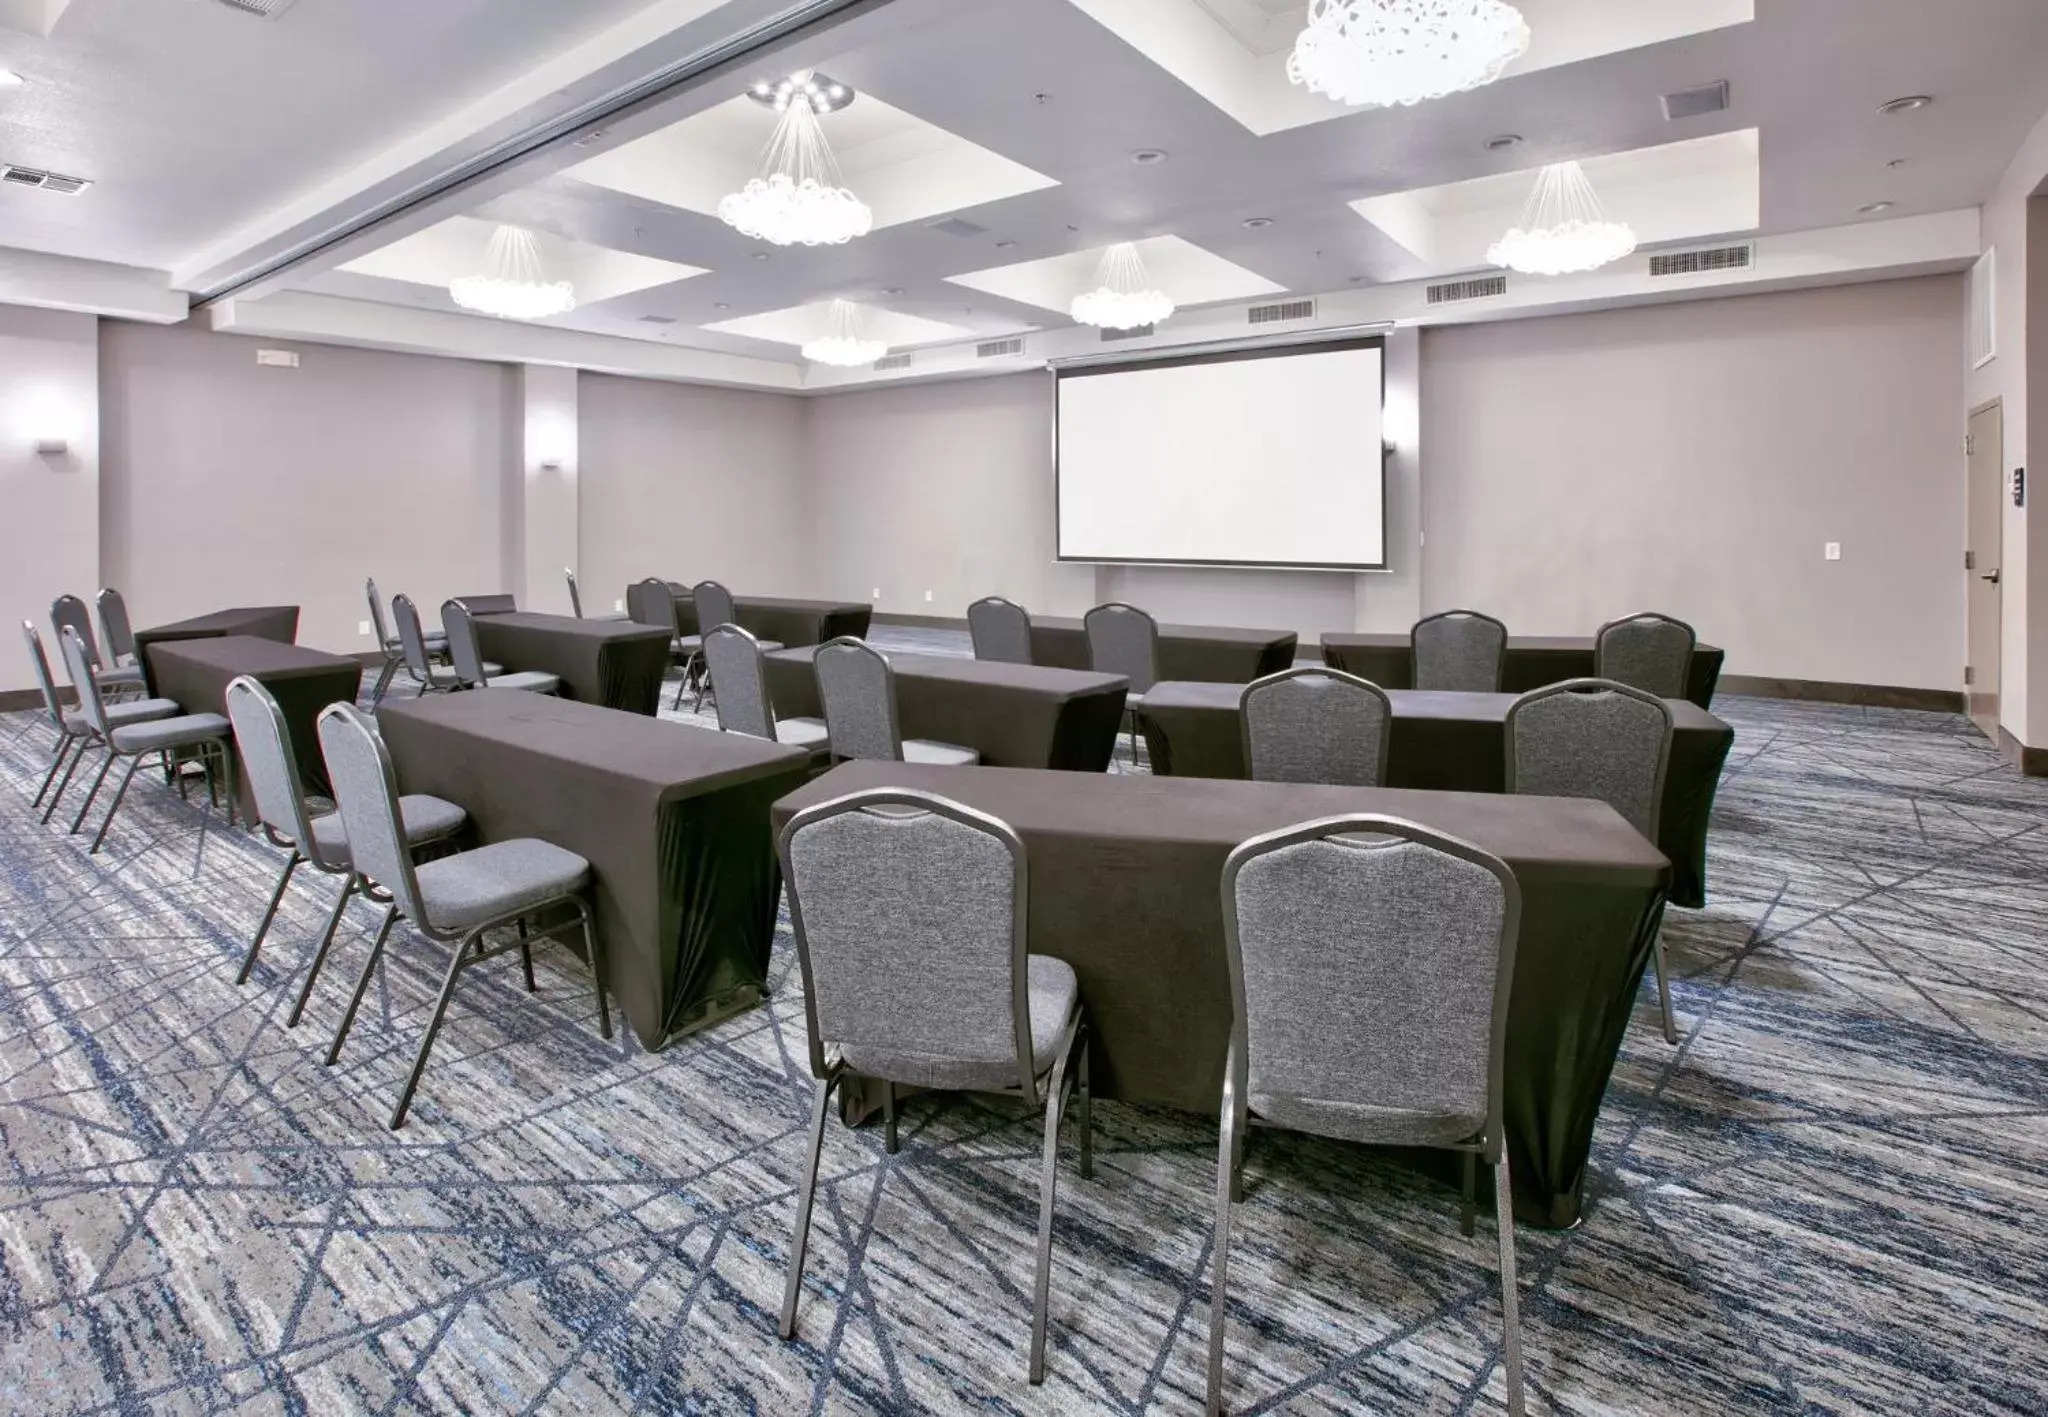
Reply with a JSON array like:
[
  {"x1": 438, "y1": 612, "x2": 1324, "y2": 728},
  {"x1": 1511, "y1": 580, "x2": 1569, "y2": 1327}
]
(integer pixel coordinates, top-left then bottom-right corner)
[
  {"x1": 872, "y1": 587, "x2": 882, "y2": 600},
  {"x1": 357, "y1": 620, "x2": 371, "y2": 636},
  {"x1": 613, "y1": 599, "x2": 624, "y2": 613},
  {"x1": 1824, "y1": 542, "x2": 1842, "y2": 561}
]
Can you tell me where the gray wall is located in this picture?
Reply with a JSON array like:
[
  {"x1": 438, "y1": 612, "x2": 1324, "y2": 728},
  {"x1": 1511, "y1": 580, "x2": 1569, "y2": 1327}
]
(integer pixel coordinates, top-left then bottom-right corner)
[{"x1": 0, "y1": 306, "x2": 100, "y2": 692}]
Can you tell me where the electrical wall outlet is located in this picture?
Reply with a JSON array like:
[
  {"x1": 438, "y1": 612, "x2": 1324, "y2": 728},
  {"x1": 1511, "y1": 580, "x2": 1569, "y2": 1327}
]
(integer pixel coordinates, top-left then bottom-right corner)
[
  {"x1": 924, "y1": 589, "x2": 934, "y2": 603},
  {"x1": 613, "y1": 599, "x2": 624, "y2": 613},
  {"x1": 872, "y1": 587, "x2": 882, "y2": 600},
  {"x1": 357, "y1": 620, "x2": 372, "y2": 637},
  {"x1": 1824, "y1": 542, "x2": 1842, "y2": 561}
]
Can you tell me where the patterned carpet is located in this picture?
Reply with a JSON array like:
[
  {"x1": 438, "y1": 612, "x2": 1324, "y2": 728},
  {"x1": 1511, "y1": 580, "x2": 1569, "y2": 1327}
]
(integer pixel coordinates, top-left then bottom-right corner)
[{"x1": 2, "y1": 627, "x2": 2045, "y2": 1415}]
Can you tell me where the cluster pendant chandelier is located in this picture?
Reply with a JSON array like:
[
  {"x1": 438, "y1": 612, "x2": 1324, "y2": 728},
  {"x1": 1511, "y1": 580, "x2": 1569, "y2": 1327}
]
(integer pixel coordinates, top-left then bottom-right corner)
[
  {"x1": 1288, "y1": 0, "x2": 1530, "y2": 109},
  {"x1": 719, "y1": 72, "x2": 872, "y2": 247},
  {"x1": 802, "y1": 299, "x2": 888, "y2": 367},
  {"x1": 1071, "y1": 243, "x2": 1175, "y2": 330},
  {"x1": 1487, "y1": 161, "x2": 1638, "y2": 275},
  {"x1": 449, "y1": 225, "x2": 575, "y2": 321}
]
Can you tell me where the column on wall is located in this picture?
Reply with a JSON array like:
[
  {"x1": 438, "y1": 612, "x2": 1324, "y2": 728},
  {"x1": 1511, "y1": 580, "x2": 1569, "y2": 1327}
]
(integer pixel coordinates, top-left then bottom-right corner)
[
  {"x1": 511, "y1": 363, "x2": 579, "y2": 615},
  {"x1": 1, "y1": 307, "x2": 100, "y2": 693}
]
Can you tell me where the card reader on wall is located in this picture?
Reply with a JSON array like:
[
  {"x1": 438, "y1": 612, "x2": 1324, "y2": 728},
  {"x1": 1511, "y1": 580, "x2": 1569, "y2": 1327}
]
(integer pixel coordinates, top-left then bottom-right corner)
[{"x1": 2015, "y1": 467, "x2": 2026, "y2": 508}]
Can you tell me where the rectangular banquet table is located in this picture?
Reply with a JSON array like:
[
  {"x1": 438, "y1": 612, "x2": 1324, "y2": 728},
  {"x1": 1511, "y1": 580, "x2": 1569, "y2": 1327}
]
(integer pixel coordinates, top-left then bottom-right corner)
[
  {"x1": 380, "y1": 690, "x2": 813, "y2": 1048},
  {"x1": 763, "y1": 645, "x2": 1129, "y2": 771},
  {"x1": 145, "y1": 636, "x2": 362, "y2": 816},
  {"x1": 628, "y1": 583, "x2": 873, "y2": 647},
  {"x1": 133, "y1": 606, "x2": 300, "y2": 695},
  {"x1": 470, "y1": 613, "x2": 675, "y2": 716},
  {"x1": 1028, "y1": 616, "x2": 1297, "y2": 684},
  {"x1": 773, "y1": 761, "x2": 1671, "y2": 1229},
  {"x1": 1321, "y1": 632, "x2": 1725, "y2": 709},
  {"x1": 1138, "y1": 682, "x2": 1733, "y2": 909},
  {"x1": 451, "y1": 593, "x2": 519, "y2": 616}
]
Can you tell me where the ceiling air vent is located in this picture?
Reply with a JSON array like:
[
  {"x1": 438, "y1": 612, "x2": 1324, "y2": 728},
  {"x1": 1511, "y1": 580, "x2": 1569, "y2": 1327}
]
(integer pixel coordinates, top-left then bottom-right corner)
[
  {"x1": 928, "y1": 217, "x2": 988, "y2": 238},
  {"x1": 1425, "y1": 274, "x2": 1507, "y2": 305},
  {"x1": 1248, "y1": 298, "x2": 1315, "y2": 325},
  {"x1": 636, "y1": 314, "x2": 677, "y2": 325},
  {"x1": 212, "y1": 0, "x2": 307, "y2": 15},
  {"x1": 1661, "y1": 81, "x2": 1730, "y2": 121},
  {"x1": 1100, "y1": 324, "x2": 1154, "y2": 342},
  {"x1": 976, "y1": 337, "x2": 1025, "y2": 359},
  {"x1": 0, "y1": 165, "x2": 92, "y2": 195},
  {"x1": 1648, "y1": 243, "x2": 1754, "y2": 278},
  {"x1": 873, "y1": 352, "x2": 914, "y2": 371}
]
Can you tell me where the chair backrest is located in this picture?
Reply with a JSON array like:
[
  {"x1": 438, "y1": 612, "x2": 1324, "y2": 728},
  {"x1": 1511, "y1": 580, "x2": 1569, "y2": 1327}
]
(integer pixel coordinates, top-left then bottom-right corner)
[
  {"x1": 564, "y1": 568, "x2": 584, "y2": 619},
  {"x1": 1084, "y1": 602, "x2": 1159, "y2": 693},
  {"x1": 440, "y1": 600, "x2": 491, "y2": 687},
  {"x1": 390, "y1": 594, "x2": 440, "y2": 687},
  {"x1": 55, "y1": 626, "x2": 109, "y2": 737},
  {"x1": 780, "y1": 787, "x2": 1036, "y2": 1096},
  {"x1": 967, "y1": 596, "x2": 1033, "y2": 665},
  {"x1": 1240, "y1": 667, "x2": 1393, "y2": 786},
  {"x1": 97, "y1": 588, "x2": 136, "y2": 664},
  {"x1": 317, "y1": 702, "x2": 429, "y2": 921},
  {"x1": 1504, "y1": 678, "x2": 1673, "y2": 840},
  {"x1": 21, "y1": 621, "x2": 65, "y2": 730},
  {"x1": 1594, "y1": 612, "x2": 1696, "y2": 699},
  {"x1": 225, "y1": 675, "x2": 318, "y2": 849},
  {"x1": 693, "y1": 581, "x2": 737, "y2": 634},
  {"x1": 1223, "y1": 814, "x2": 1520, "y2": 1157},
  {"x1": 51, "y1": 594, "x2": 101, "y2": 670},
  {"x1": 1412, "y1": 609, "x2": 1508, "y2": 692},
  {"x1": 814, "y1": 636, "x2": 901, "y2": 761},
  {"x1": 703, "y1": 624, "x2": 776, "y2": 739},
  {"x1": 365, "y1": 578, "x2": 392, "y2": 647},
  {"x1": 633, "y1": 577, "x2": 677, "y2": 632}
]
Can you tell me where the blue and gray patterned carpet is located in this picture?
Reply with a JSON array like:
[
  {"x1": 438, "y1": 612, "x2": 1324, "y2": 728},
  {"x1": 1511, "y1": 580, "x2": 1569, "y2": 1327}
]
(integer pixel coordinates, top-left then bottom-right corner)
[{"x1": 2, "y1": 629, "x2": 2045, "y2": 1414}]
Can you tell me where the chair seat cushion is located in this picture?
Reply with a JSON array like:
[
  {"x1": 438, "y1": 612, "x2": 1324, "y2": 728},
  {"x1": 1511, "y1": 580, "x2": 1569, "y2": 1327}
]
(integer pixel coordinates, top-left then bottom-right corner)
[
  {"x1": 415, "y1": 838, "x2": 590, "y2": 932},
  {"x1": 486, "y1": 672, "x2": 559, "y2": 694},
  {"x1": 308, "y1": 794, "x2": 467, "y2": 869},
  {"x1": 67, "y1": 697, "x2": 180, "y2": 733},
  {"x1": 109, "y1": 713, "x2": 230, "y2": 753},
  {"x1": 673, "y1": 635, "x2": 702, "y2": 653},
  {"x1": 1248, "y1": 1091, "x2": 1483, "y2": 1149},
  {"x1": 840, "y1": 954, "x2": 1078, "y2": 1093},
  {"x1": 94, "y1": 663, "x2": 146, "y2": 687},
  {"x1": 775, "y1": 716, "x2": 830, "y2": 749},
  {"x1": 903, "y1": 738, "x2": 979, "y2": 767}
]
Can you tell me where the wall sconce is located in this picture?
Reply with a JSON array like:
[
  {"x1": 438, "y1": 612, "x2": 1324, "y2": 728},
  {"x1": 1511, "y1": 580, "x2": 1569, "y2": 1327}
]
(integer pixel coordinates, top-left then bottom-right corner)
[{"x1": 34, "y1": 439, "x2": 69, "y2": 456}]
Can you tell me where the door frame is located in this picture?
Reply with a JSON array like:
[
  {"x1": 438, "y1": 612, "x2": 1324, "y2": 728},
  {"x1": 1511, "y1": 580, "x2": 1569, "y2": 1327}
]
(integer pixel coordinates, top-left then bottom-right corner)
[{"x1": 1966, "y1": 395, "x2": 2004, "y2": 740}]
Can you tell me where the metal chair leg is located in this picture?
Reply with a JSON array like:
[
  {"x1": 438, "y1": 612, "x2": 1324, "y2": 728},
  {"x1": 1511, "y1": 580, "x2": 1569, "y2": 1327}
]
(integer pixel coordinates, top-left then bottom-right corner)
[
  {"x1": 369, "y1": 655, "x2": 398, "y2": 710},
  {"x1": 69, "y1": 751, "x2": 117, "y2": 833},
  {"x1": 238, "y1": 852, "x2": 302, "y2": 983},
  {"x1": 388, "y1": 931, "x2": 477, "y2": 1130},
  {"x1": 326, "y1": 904, "x2": 398, "y2": 1065},
  {"x1": 691, "y1": 655, "x2": 711, "y2": 714},
  {"x1": 1206, "y1": 1064, "x2": 1242, "y2": 1417},
  {"x1": 883, "y1": 1082, "x2": 899, "y2": 1155},
  {"x1": 1028, "y1": 1057, "x2": 1072, "y2": 1386},
  {"x1": 1494, "y1": 1151, "x2": 1525, "y2": 1417},
  {"x1": 88, "y1": 755, "x2": 144, "y2": 853},
  {"x1": 779, "y1": 1073, "x2": 837, "y2": 1340},
  {"x1": 576, "y1": 902, "x2": 611, "y2": 1041},
  {"x1": 1078, "y1": 1028, "x2": 1093, "y2": 1181},
  {"x1": 1653, "y1": 935, "x2": 1677, "y2": 1044},
  {"x1": 289, "y1": 877, "x2": 357, "y2": 1027},
  {"x1": 516, "y1": 917, "x2": 537, "y2": 994},
  {"x1": 33, "y1": 735, "x2": 75, "y2": 809},
  {"x1": 42, "y1": 740, "x2": 93, "y2": 823},
  {"x1": 1461, "y1": 1152, "x2": 1477, "y2": 1238}
]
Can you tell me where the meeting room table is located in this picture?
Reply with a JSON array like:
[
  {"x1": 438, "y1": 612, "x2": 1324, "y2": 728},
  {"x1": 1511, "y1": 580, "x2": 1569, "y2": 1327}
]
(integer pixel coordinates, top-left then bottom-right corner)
[
  {"x1": 379, "y1": 690, "x2": 814, "y2": 1048},
  {"x1": 1320, "y1": 632, "x2": 1726, "y2": 709},
  {"x1": 1028, "y1": 615, "x2": 1297, "y2": 683},
  {"x1": 763, "y1": 645, "x2": 1129, "y2": 771},
  {"x1": 773, "y1": 761, "x2": 1671, "y2": 1229},
  {"x1": 144, "y1": 635, "x2": 362, "y2": 817},
  {"x1": 133, "y1": 606, "x2": 301, "y2": 696},
  {"x1": 628, "y1": 582, "x2": 873, "y2": 647},
  {"x1": 469, "y1": 612, "x2": 675, "y2": 716},
  {"x1": 1137, "y1": 681, "x2": 1734, "y2": 908},
  {"x1": 450, "y1": 593, "x2": 519, "y2": 616}
]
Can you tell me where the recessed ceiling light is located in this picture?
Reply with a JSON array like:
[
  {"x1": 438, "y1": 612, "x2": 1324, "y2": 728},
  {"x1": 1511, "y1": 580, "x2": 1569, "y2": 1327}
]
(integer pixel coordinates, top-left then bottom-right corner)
[
  {"x1": 0, "y1": 70, "x2": 23, "y2": 90},
  {"x1": 1879, "y1": 95, "x2": 1932, "y2": 115},
  {"x1": 713, "y1": 302, "x2": 730, "y2": 310},
  {"x1": 1484, "y1": 133, "x2": 1523, "y2": 151},
  {"x1": 1131, "y1": 149, "x2": 1168, "y2": 165},
  {"x1": 882, "y1": 287, "x2": 904, "y2": 296},
  {"x1": 1242, "y1": 216, "x2": 1274, "y2": 229},
  {"x1": 1858, "y1": 201, "x2": 1895, "y2": 215},
  {"x1": 748, "y1": 251, "x2": 769, "y2": 261},
  {"x1": 995, "y1": 239, "x2": 1016, "y2": 248}
]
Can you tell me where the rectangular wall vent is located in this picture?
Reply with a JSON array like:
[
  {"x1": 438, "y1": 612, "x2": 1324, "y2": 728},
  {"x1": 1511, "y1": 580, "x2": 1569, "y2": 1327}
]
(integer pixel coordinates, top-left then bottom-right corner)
[
  {"x1": 1248, "y1": 298, "x2": 1315, "y2": 324},
  {"x1": 1661, "y1": 81, "x2": 1730, "y2": 121},
  {"x1": 212, "y1": 0, "x2": 306, "y2": 15},
  {"x1": 0, "y1": 165, "x2": 92, "y2": 195},
  {"x1": 1425, "y1": 274, "x2": 1507, "y2": 305},
  {"x1": 928, "y1": 217, "x2": 988, "y2": 238},
  {"x1": 873, "y1": 352, "x2": 914, "y2": 371},
  {"x1": 1100, "y1": 324, "x2": 1155, "y2": 342},
  {"x1": 1648, "y1": 243, "x2": 1753, "y2": 277},
  {"x1": 976, "y1": 338, "x2": 1025, "y2": 359}
]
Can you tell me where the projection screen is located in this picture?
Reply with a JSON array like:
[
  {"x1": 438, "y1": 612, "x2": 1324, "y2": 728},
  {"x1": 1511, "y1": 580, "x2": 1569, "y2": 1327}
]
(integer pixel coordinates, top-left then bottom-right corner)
[{"x1": 1055, "y1": 337, "x2": 1385, "y2": 570}]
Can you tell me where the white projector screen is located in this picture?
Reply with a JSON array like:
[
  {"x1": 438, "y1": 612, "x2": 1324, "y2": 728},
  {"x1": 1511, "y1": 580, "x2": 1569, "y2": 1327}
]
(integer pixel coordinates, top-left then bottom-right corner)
[{"x1": 1055, "y1": 339, "x2": 1386, "y2": 570}]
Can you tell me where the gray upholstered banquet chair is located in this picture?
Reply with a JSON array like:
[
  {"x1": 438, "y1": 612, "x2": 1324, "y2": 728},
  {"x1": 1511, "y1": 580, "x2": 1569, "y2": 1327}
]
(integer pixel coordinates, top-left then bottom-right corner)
[
  {"x1": 1412, "y1": 609, "x2": 1509, "y2": 692},
  {"x1": 968, "y1": 596, "x2": 1034, "y2": 665},
  {"x1": 702, "y1": 623, "x2": 828, "y2": 754},
  {"x1": 776, "y1": 786, "x2": 1089, "y2": 1384},
  {"x1": 1595, "y1": 612, "x2": 1697, "y2": 700},
  {"x1": 692, "y1": 580, "x2": 781, "y2": 712},
  {"x1": 224, "y1": 676, "x2": 466, "y2": 1025},
  {"x1": 1506, "y1": 678, "x2": 1676, "y2": 1043},
  {"x1": 52, "y1": 593, "x2": 145, "y2": 699},
  {"x1": 56, "y1": 626, "x2": 235, "y2": 853},
  {"x1": 634, "y1": 578, "x2": 703, "y2": 711},
  {"x1": 391, "y1": 594, "x2": 479, "y2": 698},
  {"x1": 367, "y1": 578, "x2": 448, "y2": 709},
  {"x1": 1084, "y1": 602, "x2": 1159, "y2": 764},
  {"x1": 813, "y1": 636, "x2": 978, "y2": 765},
  {"x1": 442, "y1": 600, "x2": 559, "y2": 694},
  {"x1": 21, "y1": 621, "x2": 177, "y2": 822},
  {"x1": 316, "y1": 702, "x2": 609, "y2": 1130},
  {"x1": 1210, "y1": 814, "x2": 1524, "y2": 1417},
  {"x1": 1239, "y1": 667, "x2": 1393, "y2": 786},
  {"x1": 96, "y1": 587, "x2": 138, "y2": 667}
]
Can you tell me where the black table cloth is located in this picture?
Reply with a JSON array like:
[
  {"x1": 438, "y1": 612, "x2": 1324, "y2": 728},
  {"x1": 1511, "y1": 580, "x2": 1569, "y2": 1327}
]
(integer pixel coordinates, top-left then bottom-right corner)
[
  {"x1": 451, "y1": 594, "x2": 519, "y2": 616},
  {"x1": 763, "y1": 646, "x2": 1128, "y2": 771},
  {"x1": 133, "y1": 606, "x2": 300, "y2": 696},
  {"x1": 1138, "y1": 682, "x2": 1732, "y2": 909},
  {"x1": 627, "y1": 583, "x2": 872, "y2": 647},
  {"x1": 471, "y1": 613, "x2": 674, "y2": 716},
  {"x1": 1029, "y1": 616, "x2": 1297, "y2": 683},
  {"x1": 146, "y1": 635, "x2": 361, "y2": 816},
  {"x1": 773, "y1": 761, "x2": 1670, "y2": 1229},
  {"x1": 1321, "y1": 632, "x2": 1725, "y2": 709},
  {"x1": 381, "y1": 691, "x2": 813, "y2": 1048}
]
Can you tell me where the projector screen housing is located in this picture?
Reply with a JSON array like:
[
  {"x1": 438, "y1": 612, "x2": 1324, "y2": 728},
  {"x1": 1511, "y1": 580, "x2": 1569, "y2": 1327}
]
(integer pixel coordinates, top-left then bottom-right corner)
[{"x1": 1054, "y1": 336, "x2": 1386, "y2": 571}]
